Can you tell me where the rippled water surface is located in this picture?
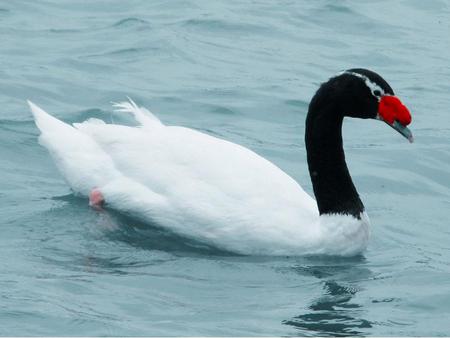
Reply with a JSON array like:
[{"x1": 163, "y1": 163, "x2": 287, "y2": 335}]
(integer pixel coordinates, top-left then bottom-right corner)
[{"x1": 1, "y1": 0, "x2": 450, "y2": 335}]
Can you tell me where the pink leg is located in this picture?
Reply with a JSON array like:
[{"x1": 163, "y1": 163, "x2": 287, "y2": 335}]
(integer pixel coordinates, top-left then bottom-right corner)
[{"x1": 89, "y1": 188, "x2": 104, "y2": 210}]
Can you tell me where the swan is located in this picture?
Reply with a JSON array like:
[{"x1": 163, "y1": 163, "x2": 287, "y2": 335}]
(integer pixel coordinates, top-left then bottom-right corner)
[{"x1": 29, "y1": 69, "x2": 412, "y2": 256}]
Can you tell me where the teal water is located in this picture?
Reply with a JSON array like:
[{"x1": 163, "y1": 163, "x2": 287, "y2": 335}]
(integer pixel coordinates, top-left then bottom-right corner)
[{"x1": 1, "y1": 0, "x2": 450, "y2": 335}]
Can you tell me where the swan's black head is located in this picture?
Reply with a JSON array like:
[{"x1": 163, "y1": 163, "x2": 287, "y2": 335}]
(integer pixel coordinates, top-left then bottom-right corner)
[
  {"x1": 311, "y1": 68, "x2": 413, "y2": 141},
  {"x1": 306, "y1": 69, "x2": 413, "y2": 217}
]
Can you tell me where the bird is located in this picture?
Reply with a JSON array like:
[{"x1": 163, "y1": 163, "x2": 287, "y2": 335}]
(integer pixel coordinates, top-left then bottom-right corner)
[{"x1": 29, "y1": 68, "x2": 412, "y2": 256}]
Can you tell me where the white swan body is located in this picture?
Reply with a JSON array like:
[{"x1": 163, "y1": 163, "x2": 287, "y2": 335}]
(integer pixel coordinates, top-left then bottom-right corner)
[{"x1": 29, "y1": 100, "x2": 370, "y2": 256}]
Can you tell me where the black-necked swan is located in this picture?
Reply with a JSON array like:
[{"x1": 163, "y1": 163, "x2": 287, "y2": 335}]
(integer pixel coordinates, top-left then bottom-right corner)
[{"x1": 29, "y1": 69, "x2": 412, "y2": 256}]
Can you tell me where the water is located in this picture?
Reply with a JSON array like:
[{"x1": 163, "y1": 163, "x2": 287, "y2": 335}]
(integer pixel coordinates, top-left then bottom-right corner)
[{"x1": 1, "y1": 0, "x2": 450, "y2": 335}]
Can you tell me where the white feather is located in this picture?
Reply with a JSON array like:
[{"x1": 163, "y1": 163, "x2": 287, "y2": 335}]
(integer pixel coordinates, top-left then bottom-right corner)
[{"x1": 112, "y1": 97, "x2": 163, "y2": 127}]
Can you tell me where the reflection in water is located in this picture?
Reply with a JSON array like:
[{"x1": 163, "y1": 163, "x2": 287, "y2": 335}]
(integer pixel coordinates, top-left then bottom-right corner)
[
  {"x1": 52, "y1": 193, "x2": 236, "y2": 256},
  {"x1": 51, "y1": 193, "x2": 372, "y2": 336},
  {"x1": 100, "y1": 209, "x2": 238, "y2": 257},
  {"x1": 42, "y1": 194, "x2": 239, "y2": 277},
  {"x1": 283, "y1": 258, "x2": 373, "y2": 336}
]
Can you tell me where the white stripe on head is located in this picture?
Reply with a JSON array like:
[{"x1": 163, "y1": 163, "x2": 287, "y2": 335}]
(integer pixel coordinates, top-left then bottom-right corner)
[{"x1": 343, "y1": 71, "x2": 385, "y2": 101}]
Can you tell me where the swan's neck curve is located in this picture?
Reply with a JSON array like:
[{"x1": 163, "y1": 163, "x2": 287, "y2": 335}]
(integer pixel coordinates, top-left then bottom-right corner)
[{"x1": 305, "y1": 89, "x2": 364, "y2": 218}]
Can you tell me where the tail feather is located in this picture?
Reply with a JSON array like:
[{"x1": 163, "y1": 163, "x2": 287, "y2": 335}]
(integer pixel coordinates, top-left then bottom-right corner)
[
  {"x1": 28, "y1": 100, "x2": 75, "y2": 134},
  {"x1": 28, "y1": 100, "x2": 120, "y2": 196},
  {"x1": 112, "y1": 97, "x2": 163, "y2": 127}
]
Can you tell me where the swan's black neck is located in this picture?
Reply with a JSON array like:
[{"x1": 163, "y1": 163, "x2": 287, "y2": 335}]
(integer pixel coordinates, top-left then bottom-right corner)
[{"x1": 305, "y1": 79, "x2": 365, "y2": 218}]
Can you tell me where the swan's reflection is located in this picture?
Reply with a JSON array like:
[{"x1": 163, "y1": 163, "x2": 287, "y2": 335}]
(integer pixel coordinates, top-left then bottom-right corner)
[
  {"x1": 95, "y1": 207, "x2": 237, "y2": 256},
  {"x1": 49, "y1": 194, "x2": 373, "y2": 336},
  {"x1": 283, "y1": 257, "x2": 372, "y2": 336}
]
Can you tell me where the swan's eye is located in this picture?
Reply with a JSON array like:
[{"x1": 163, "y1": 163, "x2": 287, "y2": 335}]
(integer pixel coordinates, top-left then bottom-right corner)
[{"x1": 373, "y1": 90, "x2": 381, "y2": 97}]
